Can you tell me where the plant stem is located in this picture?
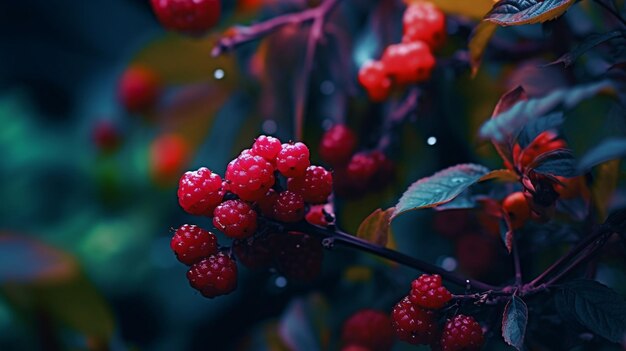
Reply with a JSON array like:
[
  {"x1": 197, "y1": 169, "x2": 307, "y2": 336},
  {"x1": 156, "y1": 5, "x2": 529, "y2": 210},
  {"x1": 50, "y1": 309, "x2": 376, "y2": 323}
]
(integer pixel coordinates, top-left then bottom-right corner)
[
  {"x1": 528, "y1": 229, "x2": 612, "y2": 287},
  {"x1": 512, "y1": 234, "x2": 522, "y2": 286},
  {"x1": 281, "y1": 220, "x2": 499, "y2": 291},
  {"x1": 377, "y1": 87, "x2": 420, "y2": 151}
]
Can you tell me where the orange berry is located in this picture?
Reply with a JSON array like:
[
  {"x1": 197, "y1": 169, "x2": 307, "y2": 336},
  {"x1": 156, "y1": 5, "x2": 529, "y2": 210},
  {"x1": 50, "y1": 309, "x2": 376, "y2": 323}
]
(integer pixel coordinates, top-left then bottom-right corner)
[{"x1": 502, "y1": 191, "x2": 531, "y2": 230}]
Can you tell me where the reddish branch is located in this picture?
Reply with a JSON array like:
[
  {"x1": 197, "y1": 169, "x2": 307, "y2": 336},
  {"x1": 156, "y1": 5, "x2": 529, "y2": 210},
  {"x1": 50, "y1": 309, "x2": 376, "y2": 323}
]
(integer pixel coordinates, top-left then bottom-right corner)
[{"x1": 212, "y1": 0, "x2": 342, "y2": 140}]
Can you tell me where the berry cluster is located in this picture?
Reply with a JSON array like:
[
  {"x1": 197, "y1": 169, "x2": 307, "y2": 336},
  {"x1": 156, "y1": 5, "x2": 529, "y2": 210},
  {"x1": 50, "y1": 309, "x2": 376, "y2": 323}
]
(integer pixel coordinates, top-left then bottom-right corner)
[
  {"x1": 319, "y1": 124, "x2": 394, "y2": 197},
  {"x1": 358, "y1": 1, "x2": 445, "y2": 101},
  {"x1": 150, "y1": 0, "x2": 221, "y2": 35},
  {"x1": 172, "y1": 136, "x2": 332, "y2": 296},
  {"x1": 392, "y1": 274, "x2": 484, "y2": 350}
]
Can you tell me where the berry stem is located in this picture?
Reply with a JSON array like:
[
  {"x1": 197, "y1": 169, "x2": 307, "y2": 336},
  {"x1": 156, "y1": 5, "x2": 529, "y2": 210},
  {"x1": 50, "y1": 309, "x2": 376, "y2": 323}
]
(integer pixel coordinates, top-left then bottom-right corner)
[
  {"x1": 212, "y1": 0, "x2": 342, "y2": 57},
  {"x1": 377, "y1": 87, "x2": 420, "y2": 151},
  {"x1": 279, "y1": 220, "x2": 500, "y2": 291},
  {"x1": 512, "y1": 233, "x2": 522, "y2": 286},
  {"x1": 294, "y1": 0, "x2": 342, "y2": 140},
  {"x1": 527, "y1": 228, "x2": 613, "y2": 288}
]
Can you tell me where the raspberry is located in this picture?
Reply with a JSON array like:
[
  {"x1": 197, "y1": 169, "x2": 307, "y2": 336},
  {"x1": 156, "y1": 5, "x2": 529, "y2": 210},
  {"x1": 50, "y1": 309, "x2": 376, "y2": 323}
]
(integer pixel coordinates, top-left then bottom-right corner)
[
  {"x1": 402, "y1": 2, "x2": 446, "y2": 50},
  {"x1": 93, "y1": 120, "x2": 121, "y2": 153},
  {"x1": 177, "y1": 167, "x2": 224, "y2": 216},
  {"x1": 150, "y1": 0, "x2": 221, "y2": 35},
  {"x1": 273, "y1": 191, "x2": 305, "y2": 223},
  {"x1": 232, "y1": 236, "x2": 273, "y2": 269},
  {"x1": 381, "y1": 41, "x2": 435, "y2": 85},
  {"x1": 358, "y1": 60, "x2": 392, "y2": 102},
  {"x1": 272, "y1": 232, "x2": 323, "y2": 282},
  {"x1": 170, "y1": 224, "x2": 218, "y2": 265},
  {"x1": 342, "y1": 310, "x2": 394, "y2": 351},
  {"x1": 187, "y1": 253, "x2": 237, "y2": 298},
  {"x1": 118, "y1": 65, "x2": 160, "y2": 113},
  {"x1": 409, "y1": 274, "x2": 452, "y2": 310},
  {"x1": 305, "y1": 205, "x2": 332, "y2": 226},
  {"x1": 213, "y1": 199, "x2": 258, "y2": 239},
  {"x1": 392, "y1": 296, "x2": 438, "y2": 345},
  {"x1": 276, "y1": 142, "x2": 311, "y2": 177},
  {"x1": 346, "y1": 152, "x2": 378, "y2": 188},
  {"x1": 287, "y1": 165, "x2": 333, "y2": 204},
  {"x1": 225, "y1": 154, "x2": 275, "y2": 201},
  {"x1": 151, "y1": 134, "x2": 190, "y2": 184},
  {"x1": 440, "y1": 315, "x2": 484, "y2": 351},
  {"x1": 502, "y1": 191, "x2": 530, "y2": 230},
  {"x1": 319, "y1": 124, "x2": 357, "y2": 166},
  {"x1": 256, "y1": 188, "x2": 278, "y2": 218},
  {"x1": 251, "y1": 135, "x2": 282, "y2": 162},
  {"x1": 369, "y1": 151, "x2": 395, "y2": 190}
]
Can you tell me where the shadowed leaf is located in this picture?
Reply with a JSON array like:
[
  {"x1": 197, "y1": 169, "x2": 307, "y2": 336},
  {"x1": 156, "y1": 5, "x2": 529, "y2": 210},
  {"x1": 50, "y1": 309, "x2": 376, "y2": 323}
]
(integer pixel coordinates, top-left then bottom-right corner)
[
  {"x1": 502, "y1": 296, "x2": 528, "y2": 350},
  {"x1": 531, "y1": 149, "x2": 578, "y2": 177},
  {"x1": 485, "y1": 0, "x2": 576, "y2": 26},
  {"x1": 578, "y1": 138, "x2": 626, "y2": 172},
  {"x1": 392, "y1": 164, "x2": 490, "y2": 219},
  {"x1": 550, "y1": 30, "x2": 624, "y2": 67},
  {"x1": 357, "y1": 208, "x2": 394, "y2": 247},
  {"x1": 469, "y1": 21, "x2": 498, "y2": 77}
]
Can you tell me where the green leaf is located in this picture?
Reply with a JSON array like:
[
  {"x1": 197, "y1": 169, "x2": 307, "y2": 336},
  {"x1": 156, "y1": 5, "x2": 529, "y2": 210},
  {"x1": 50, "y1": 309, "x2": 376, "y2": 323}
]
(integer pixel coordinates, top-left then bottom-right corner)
[
  {"x1": 556, "y1": 280, "x2": 626, "y2": 343},
  {"x1": 502, "y1": 296, "x2": 528, "y2": 350},
  {"x1": 469, "y1": 21, "x2": 499, "y2": 77},
  {"x1": 531, "y1": 149, "x2": 578, "y2": 177},
  {"x1": 550, "y1": 30, "x2": 624, "y2": 67},
  {"x1": 578, "y1": 138, "x2": 626, "y2": 172},
  {"x1": 485, "y1": 0, "x2": 576, "y2": 26},
  {"x1": 357, "y1": 208, "x2": 394, "y2": 247},
  {"x1": 479, "y1": 81, "x2": 615, "y2": 144},
  {"x1": 392, "y1": 164, "x2": 491, "y2": 219}
]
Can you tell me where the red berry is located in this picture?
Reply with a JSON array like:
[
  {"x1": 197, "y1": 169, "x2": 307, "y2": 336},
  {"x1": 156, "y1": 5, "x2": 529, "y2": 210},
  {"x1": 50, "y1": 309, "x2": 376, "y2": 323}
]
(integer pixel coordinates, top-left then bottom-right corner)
[
  {"x1": 305, "y1": 205, "x2": 332, "y2": 226},
  {"x1": 187, "y1": 253, "x2": 237, "y2": 298},
  {"x1": 369, "y1": 151, "x2": 395, "y2": 190},
  {"x1": 232, "y1": 236, "x2": 273, "y2": 269},
  {"x1": 177, "y1": 167, "x2": 224, "y2": 216},
  {"x1": 273, "y1": 191, "x2": 305, "y2": 223},
  {"x1": 272, "y1": 232, "x2": 323, "y2": 282},
  {"x1": 381, "y1": 41, "x2": 435, "y2": 85},
  {"x1": 150, "y1": 134, "x2": 190, "y2": 184},
  {"x1": 150, "y1": 0, "x2": 221, "y2": 35},
  {"x1": 346, "y1": 152, "x2": 378, "y2": 188},
  {"x1": 170, "y1": 224, "x2": 218, "y2": 265},
  {"x1": 319, "y1": 124, "x2": 357, "y2": 166},
  {"x1": 251, "y1": 135, "x2": 282, "y2": 162},
  {"x1": 93, "y1": 120, "x2": 121, "y2": 152},
  {"x1": 213, "y1": 199, "x2": 258, "y2": 239},
  {"x1": 409, "y1": 274, "x2": 452, "y2": 310},
  {"x1": 256, "y1": 188, "x2": 279, "y2": 218},
  {"x1": 276, "y1": 142, "x2": 310, "y2": 177},
  {"x1": 225, "y1": 154, "x2": 275, "y2": 201},
  {"x1": 342, "y1": 309, "x2": 394, "y2": 351},
  {"x1": 440, "y1": 315, "x2": 484, "y2": 351},
  {"x1": 402, "y1": 2, "x2": 446, "y2": 50},
  {"x1": 118, "y1": 65, "x2": 160, "y2": 113},
  {"x1": 502, "y1": 191, "x2": 531, "y2": 230},
  {"x1": 287, "y1": 165, "x2": 333, "y2": 204},
  {"x1": 455, "y1": 234, "x2": 496, "y2": 278},
  {"x1": 392, "y1": 296, "x2": 438, "y2": 345},
  {"x1": 358, "y1": 60, "x2": 392, "y2": 102}
]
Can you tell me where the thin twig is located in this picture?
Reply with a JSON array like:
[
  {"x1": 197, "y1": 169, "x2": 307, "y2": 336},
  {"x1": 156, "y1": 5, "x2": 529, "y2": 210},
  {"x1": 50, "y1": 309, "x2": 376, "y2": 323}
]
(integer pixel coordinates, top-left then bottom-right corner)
[
  {"x1": 277, "y1": 220, "x2": 500, "y2": 291},
  {"x1": 377, "y1": 87, "x2": 420, "y2": 150},
  {"x1": 512, "y1": 234, "x2": 522, "y2": 286}
]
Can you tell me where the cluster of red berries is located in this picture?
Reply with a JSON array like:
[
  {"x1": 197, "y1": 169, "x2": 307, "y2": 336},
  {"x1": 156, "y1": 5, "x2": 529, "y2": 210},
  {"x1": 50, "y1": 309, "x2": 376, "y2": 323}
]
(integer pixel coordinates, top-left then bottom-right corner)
[
  {"x1": 150, "y1": 0, "x2": 221, "y2": 35},
  {"x1": 172, "y1": 136, "x2": 332, "y2": 297},
  {"x1": 341, "y1": 310, "x2": 394, "y2": 351},
  {"x1": 319, "y1": 124, "x2": 394, "y2": 197},
  {"x1": 358, "y1": 1, "x2": 445, "y2": 101},
  {"x1": 392, "y1": 274, "x2": 484, "y2": 350}
]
